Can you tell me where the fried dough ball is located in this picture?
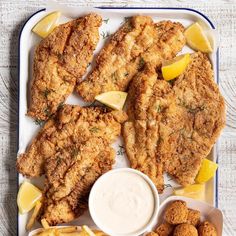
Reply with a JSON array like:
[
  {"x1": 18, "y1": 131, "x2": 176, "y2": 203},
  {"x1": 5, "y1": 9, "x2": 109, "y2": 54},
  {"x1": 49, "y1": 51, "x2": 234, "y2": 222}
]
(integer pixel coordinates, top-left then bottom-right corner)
[
  {"x1": 187, "y1": 208, "x2": 201, "y2": 226},
  {"x1": 155, "y1": 222, "x2": 174, "y2": 236},
  {"x1": 173, "y1": 223, "x2": 198, "y2": 236},
  {"x1": 146, "y1": 232, "x2": 158, "y2": 236},
  {"x1": 198, "y1": 221, "x2": 217, "y2": 236},
  {"x1": 164, "y1": 200, "x2": 188, "y2": 224}
]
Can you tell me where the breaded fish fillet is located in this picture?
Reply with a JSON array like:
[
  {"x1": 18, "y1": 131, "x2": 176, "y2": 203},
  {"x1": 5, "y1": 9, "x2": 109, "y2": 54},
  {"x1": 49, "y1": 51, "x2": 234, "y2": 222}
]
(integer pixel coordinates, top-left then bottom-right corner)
[
  {"x1": 28, "y1": 13, "x2": 102, "y2": 120},
  {"x1": 123, "y1": 66, "x2": 164, "y2": 192},
  {"x1": 17, "y1": 105, "x2": 127, "y2": 177},
  {"x1": 123, "y1": 52, "x2": 225, "y2": 187},
  {"x1": 42, "y1": 137, "x2": 115, "y2": 225},
  {"x1": 76, "y1": 18, "x2": 185, "y2": 102}
]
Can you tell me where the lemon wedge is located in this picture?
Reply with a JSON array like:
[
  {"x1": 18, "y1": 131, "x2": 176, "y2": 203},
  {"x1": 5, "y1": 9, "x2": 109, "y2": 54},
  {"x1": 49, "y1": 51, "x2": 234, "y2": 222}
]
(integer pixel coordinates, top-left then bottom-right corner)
[
  {"x1": 32, "y1": 11, "x2": 61, "y2": 38},
  {"x1": 195, "y1": 159, "x2": 218, "y2": 184},
  {"x1": 174, "y1": 184, "x2": 205, "y2": 200},
  {"x1": 81, "y1": 226, "x2": 96, "y2": 236},
  {"x1": 184, "y1": 22, "x2": 213, "y2": 53},
  {"x1": 161, "y1": 54, "x2": 190, "y2": 81},
  {"x1": 95, "y1": 91, "x2": 128, "y2": 110},
  {"x1": 17, "y1": 181, "x2": 42, "y2": 214}
]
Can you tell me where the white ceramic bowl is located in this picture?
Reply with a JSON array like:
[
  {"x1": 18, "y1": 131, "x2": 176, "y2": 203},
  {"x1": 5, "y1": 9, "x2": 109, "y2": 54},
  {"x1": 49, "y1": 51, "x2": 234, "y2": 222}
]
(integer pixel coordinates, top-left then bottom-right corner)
[
  {"x1": 152, "y1": 196, "x2": 223, "y2": 235},
  {"x1": 89, "y1": 168, "x2": 160, "y2": 236}
]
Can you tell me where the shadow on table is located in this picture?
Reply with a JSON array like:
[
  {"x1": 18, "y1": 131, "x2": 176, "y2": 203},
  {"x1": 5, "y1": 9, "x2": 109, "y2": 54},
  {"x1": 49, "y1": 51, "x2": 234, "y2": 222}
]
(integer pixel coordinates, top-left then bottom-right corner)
[{"x1": 4, "y1": 13, "x2": 36, "y2": 236}]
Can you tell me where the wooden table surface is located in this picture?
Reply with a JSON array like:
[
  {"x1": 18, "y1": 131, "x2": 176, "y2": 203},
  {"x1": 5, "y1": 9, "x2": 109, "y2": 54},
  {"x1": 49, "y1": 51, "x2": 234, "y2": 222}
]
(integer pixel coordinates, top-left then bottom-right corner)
[{"x1": 0, "y1": 0, "x2": 235, "y2": 235}]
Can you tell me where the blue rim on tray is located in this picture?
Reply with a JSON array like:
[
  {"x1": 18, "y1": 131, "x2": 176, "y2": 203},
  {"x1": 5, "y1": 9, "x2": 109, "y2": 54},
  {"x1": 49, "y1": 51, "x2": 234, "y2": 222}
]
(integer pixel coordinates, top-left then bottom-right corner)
[{"x1": 17, "y1": 7, "x2": 219, "y2": 236}]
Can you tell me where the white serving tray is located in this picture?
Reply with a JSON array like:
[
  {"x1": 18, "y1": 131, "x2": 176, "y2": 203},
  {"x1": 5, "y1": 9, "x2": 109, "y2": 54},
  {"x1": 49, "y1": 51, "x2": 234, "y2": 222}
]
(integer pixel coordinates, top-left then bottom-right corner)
[{"x1": 18, "y1": 4, "x2": 219, "y2": 236}]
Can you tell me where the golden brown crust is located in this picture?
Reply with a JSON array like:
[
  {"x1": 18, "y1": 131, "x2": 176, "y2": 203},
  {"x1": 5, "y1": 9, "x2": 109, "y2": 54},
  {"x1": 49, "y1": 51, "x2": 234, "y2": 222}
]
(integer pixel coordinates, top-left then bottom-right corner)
[
  {"x1": 28, "y1": 13, "x2": 102, "y2": 120},
  {"x1": 187, "y1": 208, "x2": 201, "y2": 226},
  {"x1": 76, "y1": 18, "x2": 185, "y2": 102},
  {"x1": 17, "y1": 105, "x2": 127, "y2": 177},
  {"x1": 146, "y1": 232, "x2": 159, "y2": 236},
  {"x1": 124, "y1": 52, "x2": 225, "y2": 186},
  {"x1": 123, "y1": 65, "x2": 164, "y2": 192},
  {"x1": 159, "y1": 52, "x2": 225, "y2": 185},
  {"x1": 173, "y1": 223, "x2": 198, "y2": 236},
  {"x1": 17, "y1": 105, "x2": 127, "y2": 225},
  {"x1": 155, "y1": 222, "x2": 174, "y2": 236},
  {"x1": 164, "y1": 201, "x2": 188, "y2": 225},
  {"x1": 198, "y1": 221, "x2": 217, "y2": 236},
  {"x1": 42, "y1": 137, "x2": 115, "y2": 225}
]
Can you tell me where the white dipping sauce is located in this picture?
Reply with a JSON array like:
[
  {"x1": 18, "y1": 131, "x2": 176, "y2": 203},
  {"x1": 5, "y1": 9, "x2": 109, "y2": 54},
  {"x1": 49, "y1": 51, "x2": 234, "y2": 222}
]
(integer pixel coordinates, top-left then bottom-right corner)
[{"x1": 89, "y1": 170, "x2": 155, "y2": 235}]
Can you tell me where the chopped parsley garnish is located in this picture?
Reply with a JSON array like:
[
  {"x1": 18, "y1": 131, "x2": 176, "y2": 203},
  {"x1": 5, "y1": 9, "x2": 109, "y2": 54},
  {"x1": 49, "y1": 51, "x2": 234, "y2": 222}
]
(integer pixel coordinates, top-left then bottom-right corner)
[
  {"x1": 34, "y1": 118, "x2": 44, "y2": 126},
  {"x1": 103, "y1": 18, "x2": 109, "y2": 24},
  {"x1": 43, "y1": 88, "x2": 51, "y2": 98},
  {"x1": 138, "y1": 57, "x2": 145, "y2": 70},
  {"x1": 44, "y1": 107, "x2": 51, "y2": 117},
  {"x1": 89, "y1": 127, "x2": 100, "y2": 133},
  {"x1": 101, "y1": 31, "x2": 110, "y2": 39}
]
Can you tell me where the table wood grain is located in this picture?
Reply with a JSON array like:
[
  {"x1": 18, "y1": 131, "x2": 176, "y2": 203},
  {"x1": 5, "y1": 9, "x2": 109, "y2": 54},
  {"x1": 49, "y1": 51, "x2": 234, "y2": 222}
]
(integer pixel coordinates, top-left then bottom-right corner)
[{"x1": 0, "y1": 0, "x2": 235, "y2": 235}]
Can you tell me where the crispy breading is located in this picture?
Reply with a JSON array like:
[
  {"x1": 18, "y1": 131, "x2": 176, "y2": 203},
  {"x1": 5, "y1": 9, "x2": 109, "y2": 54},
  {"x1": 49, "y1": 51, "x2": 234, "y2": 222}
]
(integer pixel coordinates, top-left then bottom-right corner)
[
  {"x1": 187, "y1": 208, "x2": 200, "y2": 226},
  {"x1": 17, "y1": 105, "x2": 127, "y2": 177},
  {"x1": 123, "y1": 52, "x2": 225, "y2": 186},
  {"x1": 146, "y1": 232, "x2": 159, "y2": 236},
  {"x1": 76, "y1": 18, "x2": 185, "y2": 102},
  {"x1": 198, "y1": 221, "x2": 217, "y2": 236},
  {"x1": 155, "y1": 222, "x2": 174, "y2": 236},
  {"x1": 164, "y1": 200, "x2": 188, "y2": 225},
  {"x1": 17, "y1": 105, "x2": 127, "y2": 225},
  {"x1": 123, "y1": 66, "x2": 164, "y2": 192},
  {"x1": 42, "y1": 137, "x2": 115, "y2": 225},
  {"x1": 158, "y1": 52, "x2": 225, "y2": 185},
  {"x1": 173, "y1": 223, "x2": 198, "y2": 236},
  {"x1": 28, "y1": 14, "x2": 102, "y2": 120}
]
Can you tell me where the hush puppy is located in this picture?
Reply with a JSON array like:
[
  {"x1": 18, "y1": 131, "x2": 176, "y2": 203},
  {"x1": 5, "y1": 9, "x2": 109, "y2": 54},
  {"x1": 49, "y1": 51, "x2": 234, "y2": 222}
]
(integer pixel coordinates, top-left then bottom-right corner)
[
  {"x1": 173, "y1": 223, "x2": 198, "y2": 236},
  {"x1": 164, "y1": 200, "x2": 188, "y2": 224},
  {"x1": 146, "y1": 232, "x2": 158, "y2": 236},
  {"x1": 155, "y1": 223, "x2": 174, "y2": 236},
  {"x1": 187, "y1": 208, "x2": 201, "y2": 226},
  {"x1": 198, "y1": 221, "x2": 217, "y2": 236}
]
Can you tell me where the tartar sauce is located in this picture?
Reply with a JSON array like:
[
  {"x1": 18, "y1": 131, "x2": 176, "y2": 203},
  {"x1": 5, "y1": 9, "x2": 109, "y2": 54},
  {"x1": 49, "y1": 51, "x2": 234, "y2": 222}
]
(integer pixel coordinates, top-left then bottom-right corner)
[{"x1": 89, "y1": 170, "x2": 156, "y2": 235}]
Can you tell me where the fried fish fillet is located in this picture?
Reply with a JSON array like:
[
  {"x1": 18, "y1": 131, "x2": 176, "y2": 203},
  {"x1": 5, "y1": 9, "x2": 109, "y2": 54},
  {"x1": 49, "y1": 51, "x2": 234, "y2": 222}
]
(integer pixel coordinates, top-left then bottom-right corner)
[
  {"x1": 27, "y1": 13, "x2": 102, "y2": 120},
  {"x1": 76, "y1": 18, "x2": 185, "y2": 102},
  {"x1": 42, "y1": 137, "x2": 115, "y2": 225},
  {"x1": 123, "y1": 52, "x2": 225, "y2": 187},
  {"x1": 17, "y1": 105, "x2": 127, "y2": 177},
  {"x1": 123, "y1": 66, "x2": 164, "y2": 192}
]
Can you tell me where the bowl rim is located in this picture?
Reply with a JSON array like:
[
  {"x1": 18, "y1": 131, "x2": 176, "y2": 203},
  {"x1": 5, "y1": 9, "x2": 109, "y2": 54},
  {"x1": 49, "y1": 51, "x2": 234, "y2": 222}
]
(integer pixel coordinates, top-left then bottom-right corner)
[{"x1": 88, "y1": 167, "x2": 160, "y2": 236}]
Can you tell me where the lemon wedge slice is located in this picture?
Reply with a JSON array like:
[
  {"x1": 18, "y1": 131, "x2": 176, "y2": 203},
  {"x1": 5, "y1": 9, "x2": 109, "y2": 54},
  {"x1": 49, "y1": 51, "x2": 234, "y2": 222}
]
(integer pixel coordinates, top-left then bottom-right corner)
[
  {"x1": 95, "y1": 91, "x2": 128, "y2": 110},
  {"x1": 184, "y1": 22, "x2": 213, "y2": 53},
  {"x1": 195, "y1": 159, "x2": 218, "y2": 184},
  {"x1": 81, "y1": 226, "x2": 96, "y2": 236},
  {"x1": 174, "y1": 184, "x2": 205, "y2": 200},
  {"x1": 161, "y1": 54, "x2": 190, "y2": 81},
  {"x1": 17, "y1": 181, "x2": 42, "y2": 214},
  {"x1": 32, "y1": 11, "x2": 61, "y2": 38}
]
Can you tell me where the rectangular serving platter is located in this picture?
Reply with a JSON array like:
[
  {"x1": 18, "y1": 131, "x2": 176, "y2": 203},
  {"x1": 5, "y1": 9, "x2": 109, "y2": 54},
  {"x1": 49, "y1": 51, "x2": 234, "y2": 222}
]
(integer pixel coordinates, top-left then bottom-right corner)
[{"x1": 18, "y1": 5, "x2": 219, "y2": 236}]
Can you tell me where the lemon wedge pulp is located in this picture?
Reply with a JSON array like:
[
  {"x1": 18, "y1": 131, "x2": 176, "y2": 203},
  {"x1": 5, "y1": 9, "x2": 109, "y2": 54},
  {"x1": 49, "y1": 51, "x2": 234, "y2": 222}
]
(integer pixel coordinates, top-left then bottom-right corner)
[
  {"x1": 195, "y1": 159, "x2": 218, "y2": 184},
  {"x1": 184, "y1": 22, "x2": 213, "y2": 53},
  {"x1": 174, "y1": 184, "x2": 205, "y2": 200},
  {"x1": 32, "y1": 11, "x2": 61, "y2": 38},
  {"x1": 17, "y1": 181, "x2": 42, "y2": 214},
  {"x1": 161, "y1": 54, "x2": 190, "y2": 81},
  {"x1": 95, "y1": 91, "x2": 128, "y2": 110}
]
